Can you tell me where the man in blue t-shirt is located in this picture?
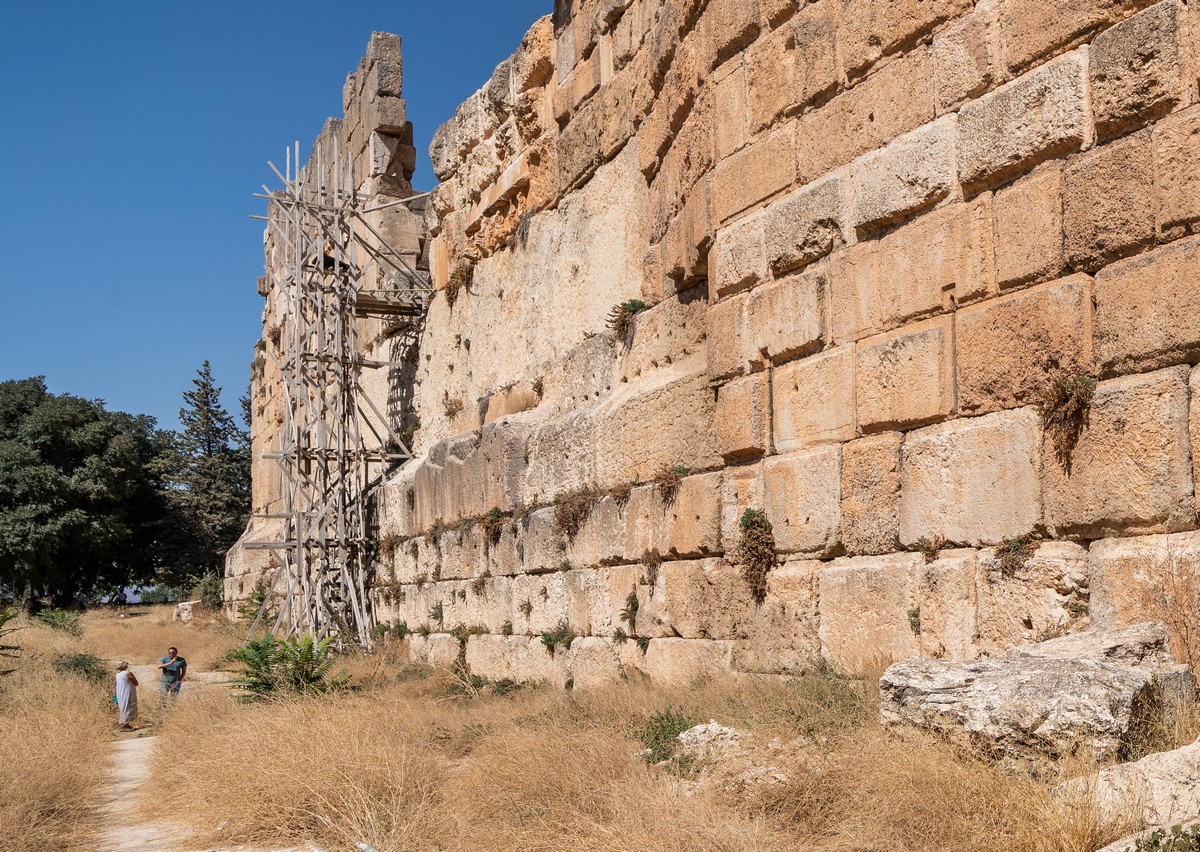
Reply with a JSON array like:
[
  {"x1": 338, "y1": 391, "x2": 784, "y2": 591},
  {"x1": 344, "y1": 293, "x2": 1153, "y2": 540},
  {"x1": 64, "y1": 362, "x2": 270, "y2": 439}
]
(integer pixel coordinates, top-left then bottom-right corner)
[{"x1": 157, "y1": 646, "x2": 187, "y2": 700}]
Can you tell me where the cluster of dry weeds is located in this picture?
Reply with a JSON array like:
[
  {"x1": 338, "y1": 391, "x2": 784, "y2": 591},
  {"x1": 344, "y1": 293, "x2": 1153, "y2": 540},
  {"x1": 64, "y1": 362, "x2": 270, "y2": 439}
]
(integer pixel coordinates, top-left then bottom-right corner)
[{"x1": 139, "y1": 658, "x2": 1136, "y2": 852}]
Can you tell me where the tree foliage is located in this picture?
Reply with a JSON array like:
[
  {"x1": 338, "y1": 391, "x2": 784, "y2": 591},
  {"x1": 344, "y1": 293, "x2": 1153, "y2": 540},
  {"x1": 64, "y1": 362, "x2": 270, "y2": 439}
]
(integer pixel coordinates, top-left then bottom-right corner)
[
  {"x1": 157, "y1": 361, "x2": 250, "y2": 586},
  {"x1": 0, "y1": 377, "x2": 169, "y2": 602}
]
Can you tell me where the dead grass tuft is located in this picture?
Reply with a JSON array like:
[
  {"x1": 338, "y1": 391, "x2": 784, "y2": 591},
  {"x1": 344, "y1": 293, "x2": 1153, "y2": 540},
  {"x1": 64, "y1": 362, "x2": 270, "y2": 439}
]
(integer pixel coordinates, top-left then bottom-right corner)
[
  {"x1": 79, "y1": 605, "x2": 243, "y2": 670},
  {"x1": 736, "y1": 509, "x2": 776, "y2": 604},
  {"x1": 554, "y1": 487, "x2": 598, "y2": 539},
  {"x1": 1041, "y1": 372, "x2": 1097, "y2": 471}
]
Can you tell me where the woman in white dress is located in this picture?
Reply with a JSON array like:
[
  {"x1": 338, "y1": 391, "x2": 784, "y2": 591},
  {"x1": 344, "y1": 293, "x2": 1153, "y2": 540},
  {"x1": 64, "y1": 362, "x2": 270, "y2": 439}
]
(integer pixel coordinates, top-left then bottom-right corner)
[{"x1": 115, "y1": 660, "x2": 138, "y2": 731}]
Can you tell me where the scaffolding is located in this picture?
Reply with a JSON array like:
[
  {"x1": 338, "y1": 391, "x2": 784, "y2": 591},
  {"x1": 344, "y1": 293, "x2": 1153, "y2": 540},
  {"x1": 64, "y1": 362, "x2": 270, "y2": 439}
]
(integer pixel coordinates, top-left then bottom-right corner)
[{"x1": 245, "y1": 141, "x2": 431, "y2": 648}]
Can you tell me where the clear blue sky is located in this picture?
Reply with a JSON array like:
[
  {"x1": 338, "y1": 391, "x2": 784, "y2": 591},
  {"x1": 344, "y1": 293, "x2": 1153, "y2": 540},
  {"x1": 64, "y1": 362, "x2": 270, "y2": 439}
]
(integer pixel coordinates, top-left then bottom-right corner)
[{"x1": 0, "y1": 1, "x2": 549, "y2": 430}]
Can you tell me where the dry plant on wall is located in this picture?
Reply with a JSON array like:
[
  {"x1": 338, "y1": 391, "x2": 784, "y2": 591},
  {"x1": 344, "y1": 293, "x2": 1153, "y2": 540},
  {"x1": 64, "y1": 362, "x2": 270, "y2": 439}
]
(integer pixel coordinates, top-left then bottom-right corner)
[
  {"x1": 736, "y1": 509, "x2": 776, "y2": 604},
  {"x1": 554, "y1": 488, "x2": 597, "y2": 539},
  {"x1": 654, "y1": 465, "x2": 690, "y2": 505},
  {"x1": 1040, "y1": 372, "x2": 1097, "y2": 471},
  {"x1": 606, "y1": 299, "x2": 646, "y2": 344},
  {"x1": 443, "y1": 395, "x2": 464, "y2": 420},
  {"x1": 1137, "y1": 552, "x2": 1200, "y2": 668}
]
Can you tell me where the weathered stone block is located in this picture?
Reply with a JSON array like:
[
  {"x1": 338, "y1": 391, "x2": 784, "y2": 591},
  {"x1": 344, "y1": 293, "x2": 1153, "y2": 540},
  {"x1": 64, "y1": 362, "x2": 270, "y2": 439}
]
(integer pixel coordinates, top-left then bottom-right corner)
[
  {"x1": 956, "y1": 274, "x2": 1095, "y2": 415},
  {"x1": 976, "y1": 541, "x2": 1091, "y2": 654},
  {"x1": 747, "y1": 21, "x2": 796, "y2": 132},
  {"x1": 1044, "y1": 366, "x2": 1195, "y2": 538},
  {"x1": 706, "y1": 291, "x2": 752, "y2": 380},
  {"x1": 919, "y1": 549, "x2": 980, "y2": 659},
  {"x1": 794, "y1": 49, "x2": 937, "y2": 185},
  {"x1": 1063, "y1": 131, "x2": 1156, "y2": 273},
  {"x1": 762, "y1": 446, "x2": 841, "y2": 556},
  {"x1": 720, "y1": 463, "x2": 764, "y2": 549},
  {"x1": 639, "y1": 558, "x2": 754, "y2": 640},
  {"x1": 840, "y1": 432, "x2": 902, "y2": 556},
  {"x1": 714, "y1": 122, "x2": 798, "y2": 223},
  {"x1": 900, "y1": 408, "x2": 1043, "y2": 546},
  {"x1": 829, "y1": 241, "x2": 880, "y2": 343},
  {"x1": 856, "y1": 316, "x2": 955, "y2": 432},
  {"x1": 819, "y1": 553, "x2": 923, "y2": 671},
  {"x1": 1091, "y1": 0, "x2": 1188, "y2": 139},
  {"x1": 791, "y1": 0, "x2": 839, "y2": 108},
  {"x1": 993, "y1": 164, "x2": 1065, "y2": 288},
  {"x1": 1094, "y1": 237, "x2": 1200, "y2": 374},
  {"x1": 711, "y1": 212, "x2": 766, "y2": 298},
  {"x1": 624, "y1": 484, "x2": 666, "y2": 562},
  {"x1": 1154, "y1": 105, "x2": 1200, "y2": 241},
  {"x1": 773, "y1": 345, "x2": 855, "y2": 453},
  {"x1": 705, "y1": 0, "x2": 761, "y2": 64},
  {"x1": 878, "y1": 199, "x2": 994, "y2": 327},
  {"x1": 763, "y1": 176, "x2": 844, "y2": 275},
  {"x1": 933, "y1": 0, "x2": 999, "y2": 113},
  {"x1": 663, "y1": 472, "x2": 724, "y2": 558},
  {"x1": 850, "y1": 117, "x2": 958, "y2": 233},
  {"x1": 999, "y1": 0, "x2": 1155, "y2": 74},
  {"x1": 713, "y1": 58, "x2": 749, "y2": 160},
  {"x1": 638, "y1": 638, "x2": 737, "y2": 683},
  {"x1": 1089, "y1": 531, "x2": 1200, "y2": 633},
  {"x1": 838, "y1": 0, "x2": 973, "y2": 79},
  {"x1": 745, "y1": 262, "x2": 827, "y2": 365},
  {"x1": 716, "y1": 372, "x2": 771, "y2": 460},
  {"x1": 957, "y1": 50, "x2": 1090, "y2": 191}
]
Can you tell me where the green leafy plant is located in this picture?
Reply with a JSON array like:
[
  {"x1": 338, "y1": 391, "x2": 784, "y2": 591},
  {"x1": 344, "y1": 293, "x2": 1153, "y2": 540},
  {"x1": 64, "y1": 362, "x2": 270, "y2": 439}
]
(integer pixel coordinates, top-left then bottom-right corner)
[
  {"x1": 612, "y1": 627, "x2": 628, "y2": 644},
  {"x1": 191, "y1": 571, "x2": 223, "y2": 608},
  {"x1": 914, "y1": 534, "x2": 946, "y2": 564},
  {"x1": 736, "y1": 509, "x2": 776, "y2": 604},
  {"x1": 1041, "y1": 372, "x2": 1097, "y2": 472},
  {"x1": 470, "y1": 570, "x2": 491, "y2": 596},
  {"x1": 620, "y1": 590, "x2": 639, "y2": 632},
  {"x1": 607, "y1": 299, "x2": 647, "y2": 342},
  {"x1": 401, "y1": 420, "x2": 421, "y2": 441},
  {"x1": 226, "y1": 634, "x2": 351, "y2": 699},
  {"x1": 540, "y1": 619, "x2": 576, "y2": 657},
  {"x1": 34, "y1": 608, "x2": 82, "y2": 637},
  {"x1": 636, "y1": 636, "x2": 650, "y2": 654},
  {"x1": 1130, "y1": 822, "x2": 1200, "y2": 851},
  {"x1": 51, "y1": 652, "x2": 108, "y2": 681},
  {"x1": 379, "y1": 533, "x2": 403, "y2": 560},
  {"x1": 501, "y1": 620, "x2": 513, "y2": 636},
  {"x1": 637, "y1": 706, "x2": 699, "y2": 764},
  {"x1": 415, "y1": 623, "x2": 432, "y2": 638},
  {"x1": 370, "y1": 620, "x2": 409, "y2": 642},
  {"x1": 429, "y1": 601, "x2": 444, "y2": 626}
]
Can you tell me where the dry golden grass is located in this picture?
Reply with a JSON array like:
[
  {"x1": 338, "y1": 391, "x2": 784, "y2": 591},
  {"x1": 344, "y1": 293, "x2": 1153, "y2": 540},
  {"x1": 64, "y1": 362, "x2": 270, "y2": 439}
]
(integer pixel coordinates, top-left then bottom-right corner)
[
  {"x1": 0, "y1": 633, "x2": 112, "y2": 852},
  {"x1": 136, "y1": 662, "x2": 1142, "y2": 852},
  {"x1": 79, "y1": 604, "x2": 243, "y2": 669}
]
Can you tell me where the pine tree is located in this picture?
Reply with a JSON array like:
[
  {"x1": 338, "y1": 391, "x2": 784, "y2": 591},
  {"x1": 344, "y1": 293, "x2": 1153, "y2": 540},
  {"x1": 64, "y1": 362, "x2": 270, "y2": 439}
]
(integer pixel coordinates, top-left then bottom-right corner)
[{"x1": 161, "y1": 362, "x2": 250, "y2": 583}]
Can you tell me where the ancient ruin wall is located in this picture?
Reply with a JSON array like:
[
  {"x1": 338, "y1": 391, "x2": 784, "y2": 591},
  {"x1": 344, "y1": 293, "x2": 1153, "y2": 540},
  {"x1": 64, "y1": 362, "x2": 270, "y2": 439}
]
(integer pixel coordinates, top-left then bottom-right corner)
[{"x1": 236, "y1": 1, "x2": 1200, "y2": 686}]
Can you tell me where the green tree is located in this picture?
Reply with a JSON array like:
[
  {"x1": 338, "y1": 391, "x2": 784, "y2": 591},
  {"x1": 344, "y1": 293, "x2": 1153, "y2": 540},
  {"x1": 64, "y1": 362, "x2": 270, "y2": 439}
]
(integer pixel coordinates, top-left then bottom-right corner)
[
  {"x1": 158, "y1": 362, "x2": 250, "y2": 586},
  {"x1": 0, "y1": 377, "x2": 169, "y2": 603}
]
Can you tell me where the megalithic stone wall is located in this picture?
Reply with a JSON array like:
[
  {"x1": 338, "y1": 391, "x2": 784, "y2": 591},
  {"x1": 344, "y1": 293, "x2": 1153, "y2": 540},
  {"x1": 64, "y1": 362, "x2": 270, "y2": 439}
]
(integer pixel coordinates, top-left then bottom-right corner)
[{"x1": 233, "y1": 1, "x2": 1200, "y2": 686}]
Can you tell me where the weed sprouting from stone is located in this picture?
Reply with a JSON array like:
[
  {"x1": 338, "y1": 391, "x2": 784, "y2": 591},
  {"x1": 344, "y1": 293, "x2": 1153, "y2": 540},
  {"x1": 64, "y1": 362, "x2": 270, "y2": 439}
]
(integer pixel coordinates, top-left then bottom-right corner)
[
  {"x1": 540, "y1": 619, "x2": 576, "y2": 657},
  {"x1": 636, "y1": 706, "x2": 699, "y2": 764},
  {"x1": 1040, "y1": 372, "x2": 1097, "y2": 472},
  {"x1": 914, "y1": 534, "x2": 946, "y2": 564},
  {"x1": 606, "y1": 299, "x2": 647, "y2": 343},
  {"x1": 736, "y1": 508, "x2": 776, "y2": 604},
  {"x1": 620, "y1": 589, "x2": 640, "y2": 632},
  {"x1": 996, "y1": 536, "x2": 1039, "y2": 577},
  {"x1": 907, "y1": 607, "x2": 922, "y2": 636},
  {"x1": 554, "y1": 488, "x2": 598, "y2": 539},
  {"x1": 429, "y1": 601, "x2": 444, "y2": 626},
  {"x1": 654, "y1": 464, "x2": 691, "y2": 505},
  {"x1": 481, "y1": 508, "x2": 511, "y2": 543},
  {"x1": 518, "y1": 599, "x2": 533, "y2": 619},
  {"x1": 612, "y1": 627, "x2": 628, "y2": 644}
]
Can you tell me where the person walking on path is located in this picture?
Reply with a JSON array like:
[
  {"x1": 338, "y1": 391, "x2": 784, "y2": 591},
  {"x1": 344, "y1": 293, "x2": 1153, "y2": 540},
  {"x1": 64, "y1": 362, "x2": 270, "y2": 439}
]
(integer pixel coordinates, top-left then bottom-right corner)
[
  {"x1": 157, "y1": 646, "x2": 187, "y2": 702},
  {"x1": 114, "y1": 661, "x2": 138, "y2": 731}
]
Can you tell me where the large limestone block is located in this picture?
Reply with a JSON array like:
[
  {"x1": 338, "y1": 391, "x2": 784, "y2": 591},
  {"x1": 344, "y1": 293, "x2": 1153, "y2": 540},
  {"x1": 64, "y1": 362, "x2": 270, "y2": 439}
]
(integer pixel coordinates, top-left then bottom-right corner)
[
  {"x1": 584, "y1": 564, "x2": 643, "y2": 637},
  {"x1": 838, "y1": 0, "x2": 972, "y2": 79},
  {"x1": 714, "y1": 122, "x2": 797, "y2": 223},
  {"x1": 1095, "y1": 237, "x2": 1200, "y2": 374},
  {"x1": 933, "y1": 0, "x2": 1000, "y2": 113},
  {"x1": 568, "y1": 637, "x2": 627, "y2": 689},
  {"x1": 639, "y1": 558, "x2": 755, "y2": 640},
  {"x1": 1059, "y1": 738, "x2": 1200, "y2": 830},
  {"x1": 794, "y1": 49, "x2": 936, "y2": 186},
  {"x1": 790, "y1": 0, "x2": 839, "y2": 109},
  {"x1": 732, "y1": 558, "x2": 822, "y2": 674},
  {"x1": 706, "y1": 291, "x2": 752, "y2": 380},
  {"x1": 1091, "y1": 0, "x2": 1188, "y2": 139},
  {"x1": 1089, "y1": 530, "x2": 1200, "y2": 636},
  {"x1": 762, "y1": 446, "x2": 842, "y2": 556},
  {"x1": 637, "y1": 638, "x2": 737, "y2": 684},
  {"x1": 746, "y1": 19, "x2": 797, "y2": 133},
  {"x1": 955, "y1": 274, "x2": 1095, "y2": 415},
  {"x1": 1153, "y1": 105, "x2": 1200, "y2": 241},
  {"x1": 773, "y1": 345, "x2": 854, "y2": 453},
  {"x1": 999, "y1": 0, "x2": 1155, "y2": 74},
  {"x1": 1063, "y1": 130, "x2": 1156, "y2": 273},
  {"x1": 565, "y1": 495, "x2": 627, "y2": 571},
  {"x1": 620, "y1": 289, "x2": 709, "y2": 384},
  {"x1": 992, "y1": 164, "x2": 1066, "y2": 289},
  {"x1": 594, "y1": 366, "x2": 722, "y2": 486},
  {"x1": 849, "y1": 117, "x2": 958, "y2": 234},
  {"x1": 522, "y1": 409, "x2": 597, "y2": 508},
  {"x1": 406, "y1": 634, "x2": 462, "y2": 669},
  {"x1": 624, "y1": 484, "x2": 667, "y2": 561},
  {"x1": 841, "y1": 432, "x2": 902, "y2": 556},
  {"x1": 1019, "y1": 621, "x2": 1179, "y2": 669},
  {"x1": 856, "y1": 316, "x2": 955, "y2": 432},
  {"x1": 975, "y1": 541, "x2": 1091, "y2": 654},
  {"x1": 877, "y1": 198, "x2": 994, "y2": 327},
  {"x1": 716, "y1": 372, "x2": 770, "y2": 460},
  {"x1": 465, "y1": 635, "x2": 567, "y2": 684},
  {"x1": 957, "y1": 50, "x2": 1090, "y2": 190},
  {"x1": 705, "y1": 0, "x2": 762, "y2": 65},
  {"x1": 711, "y1": 213, "x2": 766, "y2": 298},
  {"x1": 829, "y1": 241, "x2": 881, "y2": 344},
  {"x1": 1044, "y1": 366, "x2": 1195, "y2": 538},
  {"x1": 720, "y1": 463, "x2": 764, "y2": 548},
  {"x1": 663, "y1": 472, "x2": 724, "y2": 558},
  {"x1": 918, "y1": 549, "x2": 980, "y2": 659},
  {"x1": 763, "y1": 177, "x2": 845, "y2": 275},
  {"x1": 819, "y1": 553, "x2": 923, "y2": 671},
  {"x1": 713, "y1": 58, "x2": 749, "y2": 160},
  {"x1": 745, "y1": 263, "x2": 827, "y2": 365},
  {"x1": 900, "y1": 408, "x2": 1043, "y2": 546},
  {"x1": 879, "y1": 655, "x2": 1159, "y2": 764}
]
